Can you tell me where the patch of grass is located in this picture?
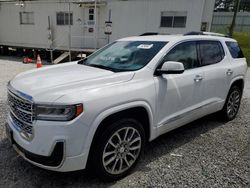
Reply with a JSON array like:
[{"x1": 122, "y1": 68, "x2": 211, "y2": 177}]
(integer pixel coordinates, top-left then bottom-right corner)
[{"x1": 233, "y1": 32, "x2": 250, "y2": 66}]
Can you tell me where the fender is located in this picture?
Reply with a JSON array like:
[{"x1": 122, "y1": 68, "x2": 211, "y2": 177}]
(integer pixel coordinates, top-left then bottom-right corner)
[{"x1": 82, "y1": 100, "x2": 156, "y2": 158}]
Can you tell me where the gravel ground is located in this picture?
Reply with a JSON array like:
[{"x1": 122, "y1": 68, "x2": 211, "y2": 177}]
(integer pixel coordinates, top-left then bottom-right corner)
[{"x1": 0, "y1": 56, "x2": 249, "y2": 188}]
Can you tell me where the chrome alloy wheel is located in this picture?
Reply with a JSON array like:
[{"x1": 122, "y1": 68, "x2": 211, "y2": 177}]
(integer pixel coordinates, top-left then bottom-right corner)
[
  {"x1": 102, "y1": 127, "x2": 142, "y2": 175},
  {"x1": 227, "y1": 90, "x2": 241, "y2": 119}
]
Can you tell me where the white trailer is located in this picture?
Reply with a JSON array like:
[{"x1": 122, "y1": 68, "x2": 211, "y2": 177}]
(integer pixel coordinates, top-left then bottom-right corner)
[{"x1": 0, "y1": 0, "x2": 215, "y2": 60}]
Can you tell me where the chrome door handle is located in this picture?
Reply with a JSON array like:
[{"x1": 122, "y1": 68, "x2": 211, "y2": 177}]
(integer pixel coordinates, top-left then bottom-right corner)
[
  {"x1": 194, "y1": 75, "x2": 203, "y2": 82},
  {"x1": 226, "y1": 69, "x2": 233, "y2": 76}
]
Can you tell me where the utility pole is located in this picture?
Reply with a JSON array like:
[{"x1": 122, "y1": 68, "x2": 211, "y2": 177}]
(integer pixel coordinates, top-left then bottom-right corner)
[
  {"x1": 94, "y1": 0, "x2": 97, "y2": 50},
  {"x1": 48, "y1": 16, "x2": 54, "y2": 64},
  {"x1": 108, "y1": 9, "x2": 111, "y2": 44},
  {"x1": 68, "y1": 0, "x2": 72, "y2": 61},
  {"x1": 229, "y1": 0, "x2": 241, "y2": 37}
]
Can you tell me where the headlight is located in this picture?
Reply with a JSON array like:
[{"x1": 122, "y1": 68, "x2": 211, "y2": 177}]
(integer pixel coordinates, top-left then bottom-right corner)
[{"x1": 35, "y1": 104, "x2": 83, "y2": 121}]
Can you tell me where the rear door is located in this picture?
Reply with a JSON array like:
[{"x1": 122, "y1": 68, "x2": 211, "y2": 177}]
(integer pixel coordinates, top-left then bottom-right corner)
[{"x1": 198, "y1": 40, "x2": 230, "y2": 113}]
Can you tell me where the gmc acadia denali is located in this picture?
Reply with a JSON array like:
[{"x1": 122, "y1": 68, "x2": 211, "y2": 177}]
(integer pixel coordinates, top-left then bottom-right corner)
[{"x1": 5, "y1": 33, "x2": 248, "y2": 181}]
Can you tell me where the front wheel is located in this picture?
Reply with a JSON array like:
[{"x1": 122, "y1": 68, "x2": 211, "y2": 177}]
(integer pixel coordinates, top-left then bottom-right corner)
[
  {"x1": 90, "y1": 118, "x2": 145, "y2": 181},
  {"x1": 220, "y1": 85, "x2": 242, "y2": 121}
]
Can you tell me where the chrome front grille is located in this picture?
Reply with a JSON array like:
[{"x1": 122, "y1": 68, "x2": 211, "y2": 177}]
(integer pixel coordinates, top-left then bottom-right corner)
[
  {"x1": 8, "y1": 90, "x2": 34, "y2": 140},
  {"x1": 10, "y1": 112, "x2": 33, "y2": 135}
]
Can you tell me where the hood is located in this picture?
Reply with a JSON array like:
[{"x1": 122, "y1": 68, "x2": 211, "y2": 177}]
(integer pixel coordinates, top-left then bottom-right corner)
[{"x1": 10, "y1": 62, "x2": 134, "y2": 102}]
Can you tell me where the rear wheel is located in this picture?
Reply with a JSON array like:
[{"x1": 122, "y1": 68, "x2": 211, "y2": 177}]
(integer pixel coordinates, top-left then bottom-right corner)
[
  {"x1": 220, "y1": 85, "x2": 242, "y2": 121},
  {"x1": 90, "y1": 118, "x2": 145, "y2": 181}
]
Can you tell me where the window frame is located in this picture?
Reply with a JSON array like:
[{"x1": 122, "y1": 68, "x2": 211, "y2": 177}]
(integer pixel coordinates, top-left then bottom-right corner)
[
  {"x1": 20, "y1": 12, "x2": 35, "y2": 25},
  {"x1": 56, "y1": 12, "x2": 73, "y2": 26},
  {"x1": 198, "y1": 40, "x2": 225, "y2": 66}
]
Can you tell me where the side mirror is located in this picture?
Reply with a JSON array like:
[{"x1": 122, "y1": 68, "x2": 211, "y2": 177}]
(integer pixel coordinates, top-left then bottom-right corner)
[{"x1": 156, "y1": 61, "x2": 184, "y2": 75}]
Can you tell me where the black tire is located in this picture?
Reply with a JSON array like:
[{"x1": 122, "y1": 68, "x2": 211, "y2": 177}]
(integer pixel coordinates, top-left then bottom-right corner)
[
  {"x1": 89, "y1": 118, "x2": 145, "y2": 181},
  {"x1": 220, "y1": 85, "x2": 242, "y2": 121}
]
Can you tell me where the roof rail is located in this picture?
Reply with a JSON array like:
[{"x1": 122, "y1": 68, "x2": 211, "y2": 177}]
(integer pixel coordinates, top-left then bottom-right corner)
[
  {"x1": 203, "y1": 32, "x2": 229, "y2": 37},
  {"x1": 184, "y1": 31, "x2": 229, "y2": 38},
  {"x1": 184, "y1": 31, "x2": 204, "y2": 36},
  {"x1": 140, "y1": 32, "x2": 158, "y2": 36}
]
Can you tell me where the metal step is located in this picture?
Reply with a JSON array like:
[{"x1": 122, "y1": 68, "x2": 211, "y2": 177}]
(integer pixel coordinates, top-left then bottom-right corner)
[{"x1": 53, "y1": 52, "x2": 70, "y2": 64}]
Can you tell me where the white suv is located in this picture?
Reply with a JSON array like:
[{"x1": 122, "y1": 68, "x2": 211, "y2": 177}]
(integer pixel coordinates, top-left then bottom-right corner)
[{"x1": 5, "y1": 33, "x2": 248, "y2": 181}]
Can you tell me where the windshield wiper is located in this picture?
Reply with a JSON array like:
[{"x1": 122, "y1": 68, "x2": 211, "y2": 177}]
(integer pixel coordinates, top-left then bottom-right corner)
[
  {"x1": 78, "y1": 58, "x2": 88, "y2": 64},
  {"x1": 88, "y1": 64, "x2": 116, "y2": 72},
  {"x1": 78, "y1": 59, "x2": 122, "y2": 72}
]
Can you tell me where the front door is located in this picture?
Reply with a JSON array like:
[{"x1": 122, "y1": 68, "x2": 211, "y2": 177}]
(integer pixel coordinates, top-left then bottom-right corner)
[
  {"x1": 154, "y1": 41, "x2": 205, "y2": 133},
  {"x1": 83, "y1": 7, "x2": 98, "y2": 48}
]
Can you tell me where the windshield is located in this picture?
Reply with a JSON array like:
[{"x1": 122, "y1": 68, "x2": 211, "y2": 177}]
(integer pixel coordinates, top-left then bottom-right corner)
[{"x1": 79, "y1": 41, "x2": 167, "y2": 72}]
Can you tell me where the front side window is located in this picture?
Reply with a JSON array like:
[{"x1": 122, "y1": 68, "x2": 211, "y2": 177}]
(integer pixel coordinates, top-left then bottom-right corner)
[
  {"x1": 56, "y1": 12, "x2": 73, "y2": 25},
  {"x1": 199, "y1": 41, "x2": 225, "y2": 65},
  {"x1": 226, "y1": 41, "x2": 244, "y2": 59},
  {"x1": 163, "y1": 41, "x2": 199, "y2": 70},
  {"x1": 20, "y1": 12, "x2": 34, "y2": 25},
  {"x1": 79, "y1": 41, "x2": 167, "y2": 72}
]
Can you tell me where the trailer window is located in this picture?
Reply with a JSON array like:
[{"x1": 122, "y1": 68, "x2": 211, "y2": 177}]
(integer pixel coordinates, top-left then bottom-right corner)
[
  {"x1": 20, "y1": 12, "x2": 34, "y2": 25},
  {"x1": 56, "y1": 12, "x2": 73, "y2": 25},
  {"x1": 160, "y1": 11, "x2": 187, "y2": 28},
  {"x1": 89, "y1": 8, "x2": 95, "y2": 21}
]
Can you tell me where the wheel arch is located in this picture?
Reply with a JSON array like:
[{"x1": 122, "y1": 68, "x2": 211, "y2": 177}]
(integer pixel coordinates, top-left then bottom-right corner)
[
  {"x1": 229, "y1": 77, "x2": 244, "y2": 92},
  {"x1": 84, "y1": 101, "x2": 154, "y2": 168}
]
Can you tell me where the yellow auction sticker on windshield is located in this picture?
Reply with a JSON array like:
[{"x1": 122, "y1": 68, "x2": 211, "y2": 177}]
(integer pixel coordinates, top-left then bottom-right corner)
[{"x1": 137, "y1": 44, "x2": 153, "y2": 49}]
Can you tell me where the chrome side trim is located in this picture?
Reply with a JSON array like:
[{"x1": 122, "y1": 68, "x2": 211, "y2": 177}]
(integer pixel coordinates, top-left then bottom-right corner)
[{"x1": 163, "y1": 101, "x2": 222, "y2": 125}]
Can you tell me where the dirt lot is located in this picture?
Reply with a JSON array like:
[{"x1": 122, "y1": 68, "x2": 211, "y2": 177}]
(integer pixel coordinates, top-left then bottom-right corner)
[{"x1": 0, "y1": 57, "x2": 249, "y2": 188}]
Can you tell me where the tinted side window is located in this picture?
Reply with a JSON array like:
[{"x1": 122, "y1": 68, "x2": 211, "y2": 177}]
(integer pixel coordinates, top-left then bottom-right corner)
[
  {"x1": 199, "y1": 41, "x2": 225, "y2": 65},
  {"x1": 226, "y1": 41, "x2": 244, "y2": 58},
  {"x1": 163, "y1": 41, "x2": 199, "y2": 70}
]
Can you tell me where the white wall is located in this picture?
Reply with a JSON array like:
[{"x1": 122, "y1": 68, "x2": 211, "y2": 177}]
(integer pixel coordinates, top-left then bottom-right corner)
[
  {"x1": 0, "y1": 0, "x2": 215, "y2": 50},
  {"x1": 107, "y1": 0, "x2": 213, "y2": 42},
  {"x1": 0, "y1": 1, "x2": 98, "y2": 49}
]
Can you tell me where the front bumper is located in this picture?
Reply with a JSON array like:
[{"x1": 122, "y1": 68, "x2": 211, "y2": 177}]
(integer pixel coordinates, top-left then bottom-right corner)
[
  {"x1": 5, "y1": 114, "x2": 89, "y2": 172},
  {"x1": 6, "y1": 125, "x2": 64, "y2": 167}
]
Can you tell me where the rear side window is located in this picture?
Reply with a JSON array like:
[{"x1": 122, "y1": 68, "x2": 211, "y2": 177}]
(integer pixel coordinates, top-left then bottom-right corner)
[
  {"x1": 199, "y1": 41, "x2": 225, "y2": 66},
  {"x1": 226, "y1": 41, "x2": 244, "y2": 58}
]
